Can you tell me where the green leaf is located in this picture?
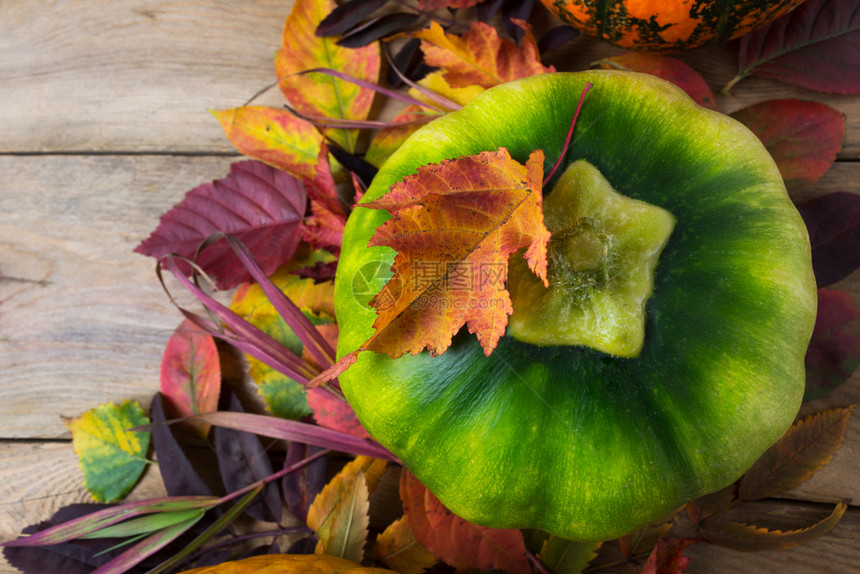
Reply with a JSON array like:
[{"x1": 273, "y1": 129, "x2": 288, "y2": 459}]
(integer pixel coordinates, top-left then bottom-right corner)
[
  {"x1": 739, "y1": 406, "x2": 855, "y2": 500},
  {"x1": 700, "y1": 502, "x2": 847, "y2": 552},
  {"x1": 537, "y1": 536, "x2": 601, "y2": 573},
  {"x1": 65, "y1": 401, "x2": 151, "y2": 502}
]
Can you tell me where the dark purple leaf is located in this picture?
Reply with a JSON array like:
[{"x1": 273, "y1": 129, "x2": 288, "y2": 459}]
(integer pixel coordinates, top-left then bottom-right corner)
[
  {"x1": 287, "y1": 535, "x2": 318, "y2": 554},
  {"x1": 150, "y1": 393, "x2": 218, "y2": 498},
  {"x1": 386, "y1": 38, "x2": 435, "y2": 87},
  {"x1": 538, "y1": 25, "x2": 580, "y2": 55},
  {"x1": 293, "y1": 259, "x2": 338, "y2": 284},
  {"x1": 135, "y1": 161, "x2": 307, "y2": 290},
  {"x1": 327, "y1": 143, "x2": 379, "y2": 188},
  {"x1": 282, "y1": 443, "x2": 327, "y2": 523},
  {"x1": 501, "y1": 0, "x2": 533, "y2": 43},
  {"x1": 214, "y1": 391, "x2": 282, "y2": 523},
  {"x1": 476, "y1": 0, "x2": 504, "y2": 23},
  {"x1": 797, "y1": 192, "x2": 860, "y2": 286},
  {"x1": 729, "y1": 0, "x2": 860, "y2": 94},
  {"x1": 804, "y1": 288, "x2": 860, "y2": 400},
  {"x1": 316, "y1": 0, "x2": 389, "y2": 37},
  {"x1": 336, "y1": 13, "x2": 421, "y2": 48}
]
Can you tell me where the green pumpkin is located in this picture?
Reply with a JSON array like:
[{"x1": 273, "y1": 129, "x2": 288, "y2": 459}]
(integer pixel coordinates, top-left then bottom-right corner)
[{"x1": 334, "y1": 71, "x2": 816, "y2": 541}]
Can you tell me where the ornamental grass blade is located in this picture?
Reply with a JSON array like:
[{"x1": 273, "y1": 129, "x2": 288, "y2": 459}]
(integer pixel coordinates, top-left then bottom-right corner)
[
  {"x1": 400, "y1": 471, "x2": 531, "y2": 574},
  {"x1": 191, "y1": 411, "x2": 398, "y2": 461},
  {"x1": 730, "y1": 100, "x2": 845, "y2": 194},
  {"x1": 65, "y1": 401, "x2": 151, "y2": 503},
  {"x1": 80, "y1": 509, "x2": 204, "y2": 540},
  {"x1": 727, "y1": 0, "x2": 860, "y2": 94},
  {"x1": 307, "y1": 456, "x2": 387, "y2": 561},
  {"x1": 160, "y1": 319, "x2": 221, "y2": 438},
  {"x1": 797, "y1": 192, "x2": 860, "y2": 287},
  {"x1": 275, "y1": 0, "x2": 380, "y2": 152},
  {"x1": 89, "y1": 511, "x2": 204, "y2": 574},
  {"x1": 144, "y1": 485, "x2": 263, "y2": 574},
  {"x1": 596, "y1": 53, "x2": 717, "y2": 110},
  {"x1": 739, "y1": 406, "x2": 855, "y2": 500},
  {"x1": 211, "y1": 108, "x2": 323, "y2": 180},
  {"x1": 804, "y1": 288, "x2": 860, "y2": 401},
  {"x1": 135, "y1": 160, "x2": 308, "y2": 290},
  {"x1": 373, "y1": 516, "x2": 438, "y2": 574},
  {"x1": 1, "y1": 497, "x2": 218, "y2": 547},
  {"x1": 699, "y1": 502, "x2": 848, "y2": 551}
]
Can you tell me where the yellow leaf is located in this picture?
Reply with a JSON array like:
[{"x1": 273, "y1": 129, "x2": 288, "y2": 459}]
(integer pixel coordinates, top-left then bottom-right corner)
[
  {"x1": 65, "y1": 401, "x2": 151, "y2": 502},
  {"x1": 307, "y1": 456, "x2": 388, "y2": 561},
  {"x1": 373, "y1": 517, "x2": 437, "y2": 574}
]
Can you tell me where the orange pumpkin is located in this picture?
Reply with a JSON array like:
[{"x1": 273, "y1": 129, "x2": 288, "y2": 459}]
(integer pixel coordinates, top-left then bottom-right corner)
[{"x1": 539, "y1": 0, "x2": 805, "y2": 51}]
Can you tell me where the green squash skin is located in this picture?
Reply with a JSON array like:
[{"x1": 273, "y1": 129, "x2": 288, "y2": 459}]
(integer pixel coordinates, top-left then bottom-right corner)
[{"x1": 333, "y1": 71, "x2": 816, "y2": 541}]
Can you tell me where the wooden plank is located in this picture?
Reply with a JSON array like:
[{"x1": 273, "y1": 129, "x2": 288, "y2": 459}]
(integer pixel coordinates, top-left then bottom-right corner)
[
  {"x1": 2, "y1": 1, "x2": 858, "y2": 158},
  {"x1": 0, "y1": 155, "x2": 239, "y2": 438},
  {"x1": 0, "y1": 0, "x2": 292, "y2": 154}
]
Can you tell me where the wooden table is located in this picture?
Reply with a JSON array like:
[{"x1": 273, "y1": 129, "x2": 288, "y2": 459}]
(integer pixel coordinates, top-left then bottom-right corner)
[{"x1": 1, "y1": 1, "x2": 857, "y2": 572}]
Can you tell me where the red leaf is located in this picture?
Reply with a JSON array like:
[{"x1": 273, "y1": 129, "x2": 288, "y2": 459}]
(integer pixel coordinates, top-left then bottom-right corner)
[
  {"x1": 597, "y1": 53, "x2": 717, "y2": 110},
  {"x1": 418, "y1": 0, "x2": 481, "y2": 9},
  {"x1": 303, "y1": 323, "x2": 371, "y2": 439},
  {"x1": 730, "y1": 100, "x2": 845, "y2": 194},
  {"x1": 640, "y1": 537, "x2": 698, "y2": 574},
  {"x1": 797, "y1": 192, "x2": 860, "y2": 287},
  {"x1": 300, "y1": 146, "x2": 347, "y2": 253},
  {"x1": 159, "y1": 319, "x2": 221, "y2": 438},
  {"x1": 728, "y1": 0, "x2": 860, "y2": 94},
  {"x1": 135, "y1": 161, "x2": 306, "y2": 289},
  {"x1": 400, "y1": 471, "x2": 531, "y2": 574},
  {"x1": 739, "y1": 406, "x2": 855, "y2": 500},
  {"x1": 805, "y1": 288, "x2": 860, "y2": 400}
]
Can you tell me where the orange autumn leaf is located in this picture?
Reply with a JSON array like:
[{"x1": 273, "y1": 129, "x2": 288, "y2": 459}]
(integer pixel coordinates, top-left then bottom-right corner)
[
  {"x1": 414, "y1": 20, "x2": 554, "y2": 90},
  {"x1": 275, "y1": 0, "x2": 380, "y2": 152},
  {"x1": 212, "y1": 106, "x2": 322, "y2": 179}
]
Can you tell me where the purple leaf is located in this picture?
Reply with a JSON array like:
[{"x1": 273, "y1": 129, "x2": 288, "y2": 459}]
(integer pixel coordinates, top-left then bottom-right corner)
[
  {"x1": 214, "y1": 390, "x2": 282, "y2": 523},
  {"x1": 538, "y1": 25, "x2": 579, "y2": 55},
  {"x1": 282, "y1": 443, "x2": 327, "y2": 523},
  {"x1": 805, "y1": 288, "x2": 860, "y2": 400},
  {"x1": 293, "y1": 259, "x2": 338, "y2": 284},
  {"x1": 135, "y1": 161, "x2": 307, "y2": 289},
  {"x1": 337, "y1": 13, "x2": 421, "y2": 48},
  {"x1": 728, "y1": 0, "x2": 860, "y2": 94},
  {"x1": 316, "y1": 0, "x2": 389, "y2": 37},
  {"x1": 150, "y1": 393, "x2": 218, "y2": 498},
  {"x1": 501, "y1": 0, "x2": 533, "y2": 43},
  {"x1": 797, "y1": 192, "x2": 860, "y2": 286}
]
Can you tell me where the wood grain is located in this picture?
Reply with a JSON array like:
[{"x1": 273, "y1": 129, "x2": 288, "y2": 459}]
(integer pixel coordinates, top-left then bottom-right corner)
[{"x1": 1, "y1": 0, "x2": 859, "y2": 572}]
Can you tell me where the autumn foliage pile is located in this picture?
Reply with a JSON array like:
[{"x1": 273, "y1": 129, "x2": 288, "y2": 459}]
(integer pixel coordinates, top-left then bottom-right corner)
[{"x1": 3, "y1": 0, "x2": 860, "y2": 573}]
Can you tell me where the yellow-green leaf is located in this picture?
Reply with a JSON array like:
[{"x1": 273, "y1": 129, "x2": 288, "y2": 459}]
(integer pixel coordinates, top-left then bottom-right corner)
[
  {"x1": 537, "y1": 536, "x2": 601, "y2": 574},
  {"x1": 307, "y1": 456, "x2": 387, "y2": 562},
  {"x1": 65, "y1": 401, "x2": 151, "y2": 502},
  {"x1": 373, "y1": 516, "x2": 438, "y2": 574},
  {"x1": 275, "y1": 0, "x2": 381, "y2": 152},
  {"x1": 211, "y1": 106, "x2": 322, "y2": 179}
]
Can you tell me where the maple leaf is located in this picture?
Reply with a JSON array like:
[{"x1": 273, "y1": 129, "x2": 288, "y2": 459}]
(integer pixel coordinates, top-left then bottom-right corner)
[
  {"x1": 414, "y1": 20, "x2": 554, "y2": 89},
  {"x1": 310, "y1": 148, "x2": 548, "y2": 387},
  {"x1": 275, "y1": 0, "x2": 380, "y2": 152}
]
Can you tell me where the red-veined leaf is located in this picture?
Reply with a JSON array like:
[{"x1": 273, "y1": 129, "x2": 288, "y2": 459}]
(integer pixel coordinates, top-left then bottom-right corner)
[
  {"x1": 797, "y1": 192, "x2": 860, "y2": 287},
  {"x1": 727, "y1": 0, "x2": 860, "y2": 94},
  {"x1": 730, "y1": 99, "x2": 845, "y2": 193},
  {"x1": 211, "y1": 107, "x2": 323, "y2": 179},
  {"x1": 699, "y1": 502, "x2": 848, "y2": 551},
  {"x1": 805, "y1": 288, "x2": 860, "y2": 401},
  {"x1": 596, "y1": 53, "x2": 717, "y2": 110},
  {"x1": 135, "y1": 161, "x2": 307, "y2": 290},
  {"x1": 159, "y1": 319, "x2": 220, "y2": 438},
  {"x1": 275, "y1": 0, "x2": 381, "y2": 152},
  {"x1": 400, "y1": 470, "x2": 531, "y2": 574},
  {"x1": 740, "y1": 406, "x2": 855, "y2": 500}
]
